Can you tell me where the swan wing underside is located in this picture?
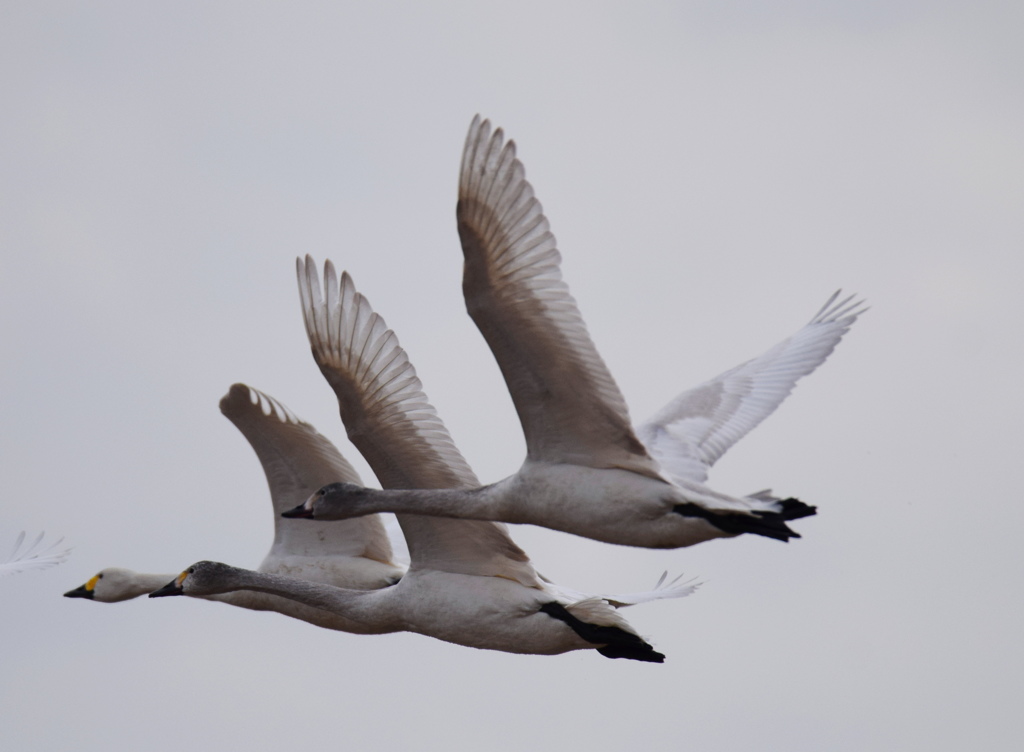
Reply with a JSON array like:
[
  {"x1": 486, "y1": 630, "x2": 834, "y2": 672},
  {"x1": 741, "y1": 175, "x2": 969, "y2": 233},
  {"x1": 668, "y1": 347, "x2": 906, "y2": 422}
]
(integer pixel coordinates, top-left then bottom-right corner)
[
  {"x1": 219, "y1": 383, "x2": 396, "y2": 565},
  {"x1": 457, "y1": 116, "x2": 661, "y2": 480},
  {"x1": 636, "y1": 292, "x2": 866, "y2": 485},
  {"x1": 297, "y1": 257, "x2": 542, "y2": 589}
]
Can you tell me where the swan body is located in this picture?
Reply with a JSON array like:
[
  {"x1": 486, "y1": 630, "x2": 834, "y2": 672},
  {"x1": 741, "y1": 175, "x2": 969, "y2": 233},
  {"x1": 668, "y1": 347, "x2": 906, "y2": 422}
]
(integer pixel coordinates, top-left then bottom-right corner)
[
  {"x1": 310, "y1": 464, "x2": 724, "y2": 549},
  {"x1": 172, "y1": 259, "x2": 697, "y2": 661},
  {"x1": 2, "y1": 531, "x2": 72, "y2": 577},
  {"x1": 153, "y1": 562, "x2": 664, "y2": 658},
  {"x1": 295, "y1": 117, "x2": 863, "y2": 549},
  {"x1": 64, "y1": 384, "x2": 403, "y2": 635}
]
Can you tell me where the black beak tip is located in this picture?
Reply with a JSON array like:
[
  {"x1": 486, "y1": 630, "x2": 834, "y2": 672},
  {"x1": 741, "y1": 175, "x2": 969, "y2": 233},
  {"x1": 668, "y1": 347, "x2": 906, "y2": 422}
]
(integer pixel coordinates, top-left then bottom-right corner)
[
  {"x1": 63, "y1": 585, "x2": 94, "y2": 599},
  {"x1": 281, "y1": 504, "x2": 314, "y2": 519},
  {"x1": 149, "y1": 581, "x2": 182, "y2": 598}
]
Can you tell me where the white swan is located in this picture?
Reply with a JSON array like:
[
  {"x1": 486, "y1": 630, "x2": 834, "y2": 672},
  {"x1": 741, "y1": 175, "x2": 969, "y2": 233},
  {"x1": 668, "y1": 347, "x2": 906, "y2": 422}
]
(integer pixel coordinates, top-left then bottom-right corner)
[
  {"x1": 2, "y1": 531, "x2": 71, "y2": 577},
  {"x1": 153, "y1": 262, "x2": 698, "y2": 662},
  {"x1": 65, "y1": 384, "x2": 404, "y2": 635},
  {"x1": 293, "y1": 116, "x2": 865, "y2": 549}
]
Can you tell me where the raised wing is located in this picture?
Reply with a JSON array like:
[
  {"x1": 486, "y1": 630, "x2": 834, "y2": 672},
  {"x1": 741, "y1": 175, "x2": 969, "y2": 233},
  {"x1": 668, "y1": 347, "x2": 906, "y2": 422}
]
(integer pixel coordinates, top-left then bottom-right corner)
[
  {"x1": 636, "y1": 292, "x2": 866, "y2": 486},
  {"x1": 297, "y1": 256, "x2": 540, "y2": 589},
  {"x1": 1, "y1": 531, "x2": 71, "y2": 577},
  {"x1": 219, "y1": 383, "x2": 395, "y2": 564},
  {"x1": 457, "y1": 116, "x2": 662, "y2": 479}
]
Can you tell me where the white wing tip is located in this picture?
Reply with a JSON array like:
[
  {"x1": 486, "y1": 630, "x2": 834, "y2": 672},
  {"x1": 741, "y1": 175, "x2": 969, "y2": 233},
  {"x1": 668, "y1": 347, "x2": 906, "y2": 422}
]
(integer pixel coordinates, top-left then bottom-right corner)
[
  {"x1": 811, "y1": 290, "x2": 869, "y2": 325},
  {"x1": 1, "y1": 532, "x2": 72, "y2": 577}
]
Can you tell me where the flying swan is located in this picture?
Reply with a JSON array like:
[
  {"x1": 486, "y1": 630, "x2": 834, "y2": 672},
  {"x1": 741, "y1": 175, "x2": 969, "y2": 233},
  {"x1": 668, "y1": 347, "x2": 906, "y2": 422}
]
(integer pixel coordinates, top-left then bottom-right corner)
[
  {"x1": 152, "y1": 261, "x2": 697, "y2": 662},
  {"x1": 65, "y1": 383, "x2": 405, "y2": 635},
  {"x1": 289, "y1": 116, "x2": 865, "y2": 549}
]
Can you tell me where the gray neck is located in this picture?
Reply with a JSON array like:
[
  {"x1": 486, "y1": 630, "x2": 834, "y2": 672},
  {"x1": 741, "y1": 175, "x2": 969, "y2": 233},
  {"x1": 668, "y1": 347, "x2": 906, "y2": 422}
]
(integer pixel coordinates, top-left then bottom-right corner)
[
  {"x1": 327, "y1": 485, "x2": 505, "y2": 522},
  {"x1": 216, "y1": 567, "x2": 397, "y2": 630}
]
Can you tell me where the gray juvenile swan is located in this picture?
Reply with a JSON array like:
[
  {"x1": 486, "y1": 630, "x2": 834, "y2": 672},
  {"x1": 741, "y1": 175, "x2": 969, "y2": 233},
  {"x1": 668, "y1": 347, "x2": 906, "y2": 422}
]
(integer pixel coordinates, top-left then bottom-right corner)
[
  {"x1": 292, "y1": 117, "x2": 864, "y2": 549},
  {"x1": 65, "y1": 384, "x2": 404, "y2": 634},
  {"x1": 153, "y1": 262, "x2": 698, "y2": 662}
]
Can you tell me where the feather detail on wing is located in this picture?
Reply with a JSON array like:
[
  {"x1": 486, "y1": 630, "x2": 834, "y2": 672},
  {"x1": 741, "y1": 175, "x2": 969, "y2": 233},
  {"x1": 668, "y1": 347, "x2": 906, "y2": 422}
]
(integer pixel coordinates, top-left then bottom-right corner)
[
  {"x1": 219, "y1": 383, "x2": 396, "y2": 565},
  {"x1": 636, "y1": 291, "x2": 866, "y2": 486},
  {"x1": 297, "y1": 256, "x2": 541, "y2": 589},
  {"x1": 457, "y1": 116, "x2": 661, "y2": 480},
  {"x1": 543, "y1": 570, "x2": 701, "y2": 609},
  {"x1": 0, "y1": 532, "x2": 71, "y2": 577}
]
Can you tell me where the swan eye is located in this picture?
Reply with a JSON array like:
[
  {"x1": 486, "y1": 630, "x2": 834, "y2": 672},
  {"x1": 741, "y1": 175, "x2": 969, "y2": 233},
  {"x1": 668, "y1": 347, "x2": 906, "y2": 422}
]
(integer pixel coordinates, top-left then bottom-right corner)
[{"x1": 187, "y1": 566, "x2": 195, "y2": 574}]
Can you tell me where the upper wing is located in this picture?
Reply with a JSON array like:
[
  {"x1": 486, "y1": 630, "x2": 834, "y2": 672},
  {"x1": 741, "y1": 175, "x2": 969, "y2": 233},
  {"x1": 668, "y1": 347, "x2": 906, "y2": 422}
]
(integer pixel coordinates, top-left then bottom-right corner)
[
  {"x1": 0, "y1": 531, "x2": 71, "y2": 577},
  {"x1": 297, "y1": 256, "x2": 541, "y2": 589},
  {"x1": 219, "y1": 383, "x2": 396, "y2": 565},
  {"x1": 636, "y1": 292, "x2": 867, "y2": 485},
  {"x1": 457, "y1": 116, "x2": 662, "y2": 479}
]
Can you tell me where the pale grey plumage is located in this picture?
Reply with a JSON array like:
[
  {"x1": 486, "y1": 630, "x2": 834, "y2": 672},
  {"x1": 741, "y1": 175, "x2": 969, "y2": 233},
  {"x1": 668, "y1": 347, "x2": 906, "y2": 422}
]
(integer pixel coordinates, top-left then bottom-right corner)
[
  {"x1": 64, "y1": 384, "x2": 403, "y2": 635},
  {"x1": 300, "y1": 117, "x2": 861, "y2": 549}
]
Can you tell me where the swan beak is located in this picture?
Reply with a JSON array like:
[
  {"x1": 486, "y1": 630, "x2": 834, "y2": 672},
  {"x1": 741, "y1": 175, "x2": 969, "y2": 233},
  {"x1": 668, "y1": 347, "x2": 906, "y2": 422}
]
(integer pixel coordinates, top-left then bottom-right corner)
[
  {"x1": 63, "y1": 584, "x2": 94, "y2": 599},
  {"x1": 149, "y1": 572, "x2": 186, "y2": 598},
  {"x1": 281, "y1": 501, "x2": 314, "y2": 519}
]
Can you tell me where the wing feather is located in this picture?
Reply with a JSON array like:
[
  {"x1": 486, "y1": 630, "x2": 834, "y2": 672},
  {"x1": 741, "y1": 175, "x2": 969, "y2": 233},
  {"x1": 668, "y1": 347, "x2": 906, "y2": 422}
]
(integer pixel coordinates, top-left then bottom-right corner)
[
  {"x1": 637, "y1": 291, "x2": 867, "y2": 485},
  {"x1": 458, "y1": 116, "x2": 660, "y2": 478},
  {"x1": 297, "y1": 256, "x2": 540, "y2": 588},
  {"x1": 0, "y1": 531, "x2": 71, "y2": 577},
  {"x1": 219, "y1": 383, "x2": 396, "y2": 564}
]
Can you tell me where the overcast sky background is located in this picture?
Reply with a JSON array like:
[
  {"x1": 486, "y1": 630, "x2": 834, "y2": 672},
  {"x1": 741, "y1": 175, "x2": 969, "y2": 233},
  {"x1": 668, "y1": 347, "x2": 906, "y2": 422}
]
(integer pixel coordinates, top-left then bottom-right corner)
[{"x1": 2, "y1": 2, "x2": 1021, "y2": 750}]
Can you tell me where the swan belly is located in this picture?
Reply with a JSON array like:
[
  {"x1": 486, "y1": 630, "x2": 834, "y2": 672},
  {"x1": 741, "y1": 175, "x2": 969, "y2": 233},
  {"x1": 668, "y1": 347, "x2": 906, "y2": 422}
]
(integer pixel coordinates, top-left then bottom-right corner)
[
  {"x1": 394, "y1": 571, "x2": 591, "y2": 655},
  {"x1": 508, "y1": 462, "x2": 728, "y2": 548}
]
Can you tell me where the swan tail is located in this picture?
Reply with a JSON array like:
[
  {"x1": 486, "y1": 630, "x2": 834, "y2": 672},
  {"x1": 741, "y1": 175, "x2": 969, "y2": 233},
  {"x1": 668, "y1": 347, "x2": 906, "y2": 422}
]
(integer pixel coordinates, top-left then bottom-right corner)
[
  {"x1": 539, "y1": 602, "x2": 666, "y2": 663},
  {"x1": 673, "y1": 497, "x2": 816, "y2": 542}
]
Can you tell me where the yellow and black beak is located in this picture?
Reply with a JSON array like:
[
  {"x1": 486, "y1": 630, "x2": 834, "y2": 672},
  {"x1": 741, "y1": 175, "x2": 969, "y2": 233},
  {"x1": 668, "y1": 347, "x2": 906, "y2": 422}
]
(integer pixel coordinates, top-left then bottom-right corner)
[
  {"x1": 149, "y1": 570, "x2": 188, "y2": 598},
  {"x1": 64, "y1": 574, "x2": 99, "y2": 599}
]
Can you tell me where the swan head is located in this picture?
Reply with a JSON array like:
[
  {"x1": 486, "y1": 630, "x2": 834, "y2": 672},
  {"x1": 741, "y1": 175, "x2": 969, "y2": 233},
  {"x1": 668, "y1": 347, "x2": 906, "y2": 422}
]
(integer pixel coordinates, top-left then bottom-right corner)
[
  {"x1": 148, "y1": 561, "x2": 236, "y2": 598},
  {"x1": 282, "y1": 481, "x2": 366, "y2": 520},
  {"x1": 64, "y1": 568, "x2": 151, "y2": 603}
]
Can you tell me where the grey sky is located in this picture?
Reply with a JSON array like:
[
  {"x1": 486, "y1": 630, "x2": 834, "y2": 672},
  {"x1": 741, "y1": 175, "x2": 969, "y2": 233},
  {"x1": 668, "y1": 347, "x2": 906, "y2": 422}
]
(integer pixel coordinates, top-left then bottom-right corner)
[{"x1": 2, "y1": 3, "x2": 1021, "y2": 750}]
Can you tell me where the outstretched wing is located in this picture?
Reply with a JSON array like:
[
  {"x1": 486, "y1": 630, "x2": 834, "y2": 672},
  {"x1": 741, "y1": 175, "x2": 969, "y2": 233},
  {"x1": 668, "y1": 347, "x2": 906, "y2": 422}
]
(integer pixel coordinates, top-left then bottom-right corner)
[
  {"x1": 0, "y1": 532, "x2": 71, "y2": 577},
  {"x1": 297, "y1": 256, "x2": 541, "y2": 589},
  {"x1": 219, "y1": 383, "x2": 396, "y2": 564},
  {"x1": 636, "y1": 292, "x2": 866, "y2": 486},
  {"x1": 457, "y1": 116, "x2": 662, "y2": 480}
]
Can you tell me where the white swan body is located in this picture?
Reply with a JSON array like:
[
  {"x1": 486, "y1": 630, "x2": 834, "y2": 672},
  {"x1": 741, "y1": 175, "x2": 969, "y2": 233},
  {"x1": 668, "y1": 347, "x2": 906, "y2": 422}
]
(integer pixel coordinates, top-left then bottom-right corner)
[
  {"x1": 166, "y1": 260, "x2": 698, "y2": 662},
  {"x1": 298, "y1": 117, "x2": 864, "y2": 549},
  {"x1": 2, "y1": 531, "x2": 72, "y2": 577},
  {"x1": 64, "y1": 384, "x2": 403, "y2": 635},
  {"x1": 154, "y1": 562, "x2": 662, "y2": 657}
]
